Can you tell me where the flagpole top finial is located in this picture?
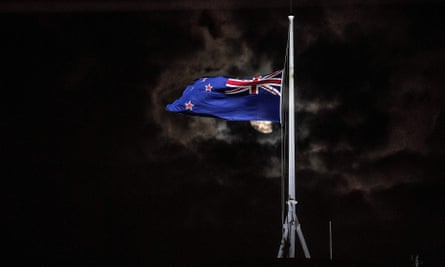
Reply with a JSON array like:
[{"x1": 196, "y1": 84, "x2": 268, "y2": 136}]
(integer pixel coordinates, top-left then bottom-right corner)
[{"x1": 288, "y1": 15, "x2": 294, "y2": 20}]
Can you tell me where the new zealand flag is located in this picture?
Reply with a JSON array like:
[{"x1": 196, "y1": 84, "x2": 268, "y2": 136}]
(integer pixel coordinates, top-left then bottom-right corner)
[{"x1": 166, "y1": 70, "x2": 282, "y2": 122}]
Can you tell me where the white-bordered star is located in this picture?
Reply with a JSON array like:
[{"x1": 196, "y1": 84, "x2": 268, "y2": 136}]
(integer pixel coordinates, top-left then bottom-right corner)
[{"x1": 185, "y1": 100, "x2": 194, "y2": 110}]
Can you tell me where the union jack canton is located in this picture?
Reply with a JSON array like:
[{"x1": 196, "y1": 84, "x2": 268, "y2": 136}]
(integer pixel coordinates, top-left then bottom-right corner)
[{"x1": 225, "y1": 70, "x2": 282, "y2": 96}]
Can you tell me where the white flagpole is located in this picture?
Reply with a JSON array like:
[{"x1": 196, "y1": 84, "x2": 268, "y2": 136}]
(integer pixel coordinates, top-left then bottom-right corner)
[
  {"x1": 289, "y1": 14, "x2": 311, "y2": 259},
  {"x1": 278, "y1": 15, "x2": 311, "y2": 259},
  {"x1": 288, "y1": 14, "x2": 297, "y2": 258}
]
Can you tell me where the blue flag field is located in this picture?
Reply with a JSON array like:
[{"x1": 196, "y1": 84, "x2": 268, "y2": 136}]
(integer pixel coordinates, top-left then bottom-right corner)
[{"x1": 166, "y1": 70, "x2": 282, "y2": 122}]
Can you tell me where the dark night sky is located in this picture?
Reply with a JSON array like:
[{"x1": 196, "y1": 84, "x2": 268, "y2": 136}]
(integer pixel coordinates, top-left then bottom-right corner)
[{"x1": 3, "y1": 0, "x2": 445, "y2": 265}]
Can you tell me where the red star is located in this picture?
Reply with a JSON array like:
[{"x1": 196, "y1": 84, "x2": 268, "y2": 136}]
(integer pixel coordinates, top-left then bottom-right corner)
[
  {"x1": 205, "y1": 83, "x2": 213, "y2": 92},
  {"x1": 185, "y1": 100, "x2": 194, "y2": 110}
]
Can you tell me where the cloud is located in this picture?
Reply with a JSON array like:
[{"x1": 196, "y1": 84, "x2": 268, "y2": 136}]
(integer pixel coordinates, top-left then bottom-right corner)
[
  {"x1": 147, "y1": 4, "x2": 445, "y2": 201},
  {"x1": 150, "y1": 9, "x2": 279, "y2": 145},
  {"x1": 268, "y1": 4, "x2": 445, "y2": 210}
]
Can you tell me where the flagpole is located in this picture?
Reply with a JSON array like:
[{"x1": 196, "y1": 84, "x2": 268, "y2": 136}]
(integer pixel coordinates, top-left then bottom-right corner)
[
  {"x1": 278, "y1": 15, "x2": 311, "y2": 259},
  {"x1": 288, "y1": 14, "x2": 297, "y2": 258}
]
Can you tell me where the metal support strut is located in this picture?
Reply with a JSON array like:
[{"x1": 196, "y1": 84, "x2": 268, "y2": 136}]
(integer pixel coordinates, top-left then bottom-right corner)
[{"x1": 277, "y1": 200, "x2": 310, "y2": 258}]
